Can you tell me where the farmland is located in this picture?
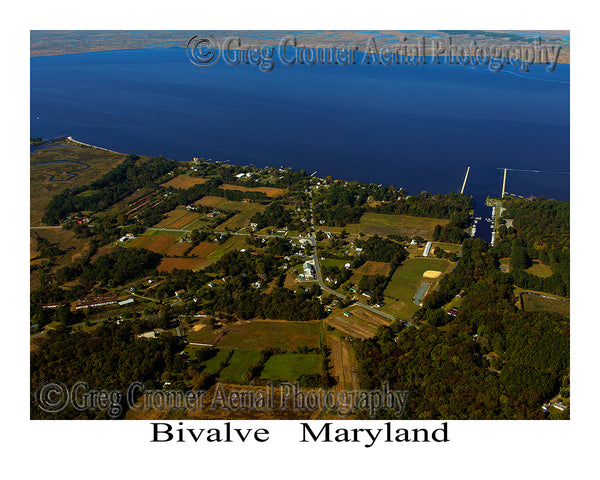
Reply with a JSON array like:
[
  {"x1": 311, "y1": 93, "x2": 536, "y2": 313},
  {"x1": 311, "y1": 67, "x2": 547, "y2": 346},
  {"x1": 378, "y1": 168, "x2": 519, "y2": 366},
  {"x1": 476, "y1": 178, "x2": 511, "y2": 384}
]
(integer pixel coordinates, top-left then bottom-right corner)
[
  {"x1": 218, "y1": 184, "x2": 285, "y2": 198},
  {"x1": 189, "y1": 241, "x2": 219, "y2": 257},
  {"x1": 219, "y1": 350, "x2": 263, "y2": 383},
  {"x1": 327, "y1": 336, "x2": 359, "y2": 392},
  {"x1": 129, "y1": 234, "x2": 178, "y2": 254},
  {"x1": 185, "y1": 320, "x2": 321, "y2": 351},
  {"x1": 260, "y1": 353, "x2": 323, "y2": 382},
  {"x1": 325, "y1": 306, "x2": 390, "y2": 339},
  {"x1": 160, "y1": 175, "x2": 208, "y2": 189},
  {"x1": 354, "y1": 261, "x2": 391, "y2": 276},
  {"x1": 195, "y1": 196, "x2": 266, "y2": 230},
  {"x1": 323, "y1": 213, "x2": 449, "y2": 239},
  {"x1": 157, "y1": 257, "x2": 209, "y2": 272}
]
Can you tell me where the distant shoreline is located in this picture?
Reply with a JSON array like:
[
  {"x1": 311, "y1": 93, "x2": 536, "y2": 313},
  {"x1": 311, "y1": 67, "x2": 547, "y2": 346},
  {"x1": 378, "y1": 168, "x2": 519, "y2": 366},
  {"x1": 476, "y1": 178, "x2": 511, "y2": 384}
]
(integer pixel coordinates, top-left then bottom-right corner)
[{"x1": 30, "y1": 30, "x2": 570, "y2": 64}]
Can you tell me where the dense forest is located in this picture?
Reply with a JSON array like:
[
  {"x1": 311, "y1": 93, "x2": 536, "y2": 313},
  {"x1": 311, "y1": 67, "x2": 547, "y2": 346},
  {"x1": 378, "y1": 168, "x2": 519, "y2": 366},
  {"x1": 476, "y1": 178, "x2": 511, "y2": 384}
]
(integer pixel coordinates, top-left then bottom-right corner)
[
  {"x1": 495, "y1": 197, "x2": 570, "y2": 297},
  {"x1": 353, "y1": 237, "x2": 569, "y2": 419},
  {"x1": 368, "y1": 191, "x2": 472, "y2": 219},
  {"x1": 31, "y1": 321, "x2": 187, "y2": 419}
]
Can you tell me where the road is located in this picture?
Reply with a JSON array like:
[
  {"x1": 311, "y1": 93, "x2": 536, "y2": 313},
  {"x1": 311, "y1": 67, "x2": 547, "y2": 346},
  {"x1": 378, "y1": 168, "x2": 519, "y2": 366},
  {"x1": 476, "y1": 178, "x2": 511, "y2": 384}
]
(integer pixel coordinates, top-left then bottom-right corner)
[{"x1": 306, "y1": 183, "x2": 400, "y2": 324}]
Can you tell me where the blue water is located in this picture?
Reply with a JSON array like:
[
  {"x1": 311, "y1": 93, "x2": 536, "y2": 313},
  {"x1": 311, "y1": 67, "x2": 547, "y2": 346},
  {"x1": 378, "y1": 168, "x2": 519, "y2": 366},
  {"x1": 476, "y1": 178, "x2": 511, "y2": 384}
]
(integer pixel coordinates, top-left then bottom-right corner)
[{"x1": 30, "y1": 47, "x2": 569, "y2": 241}]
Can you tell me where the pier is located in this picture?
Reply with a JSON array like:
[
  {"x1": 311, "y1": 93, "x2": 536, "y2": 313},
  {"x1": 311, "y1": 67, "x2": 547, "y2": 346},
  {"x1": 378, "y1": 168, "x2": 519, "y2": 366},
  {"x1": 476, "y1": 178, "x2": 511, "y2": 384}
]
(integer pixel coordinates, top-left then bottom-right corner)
[
  {"x1": 460, "y1": 166, "x2": 470, "y2": 194},
  {"x1": 501, "y1": 168, "x2": 507, "y2": 197}
]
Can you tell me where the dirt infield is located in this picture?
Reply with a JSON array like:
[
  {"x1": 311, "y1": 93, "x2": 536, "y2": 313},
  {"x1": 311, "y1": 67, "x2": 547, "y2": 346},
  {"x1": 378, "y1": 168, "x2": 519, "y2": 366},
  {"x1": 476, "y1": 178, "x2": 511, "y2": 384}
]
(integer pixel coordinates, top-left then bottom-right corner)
[
  {"x1": 160, "y1": 176, "x2": 208, "y2": 189},
  {"x1": 423, "y1": 270, "x2": 442, "y2": 279},
  {"x1": 189, "y1": 242, "x2": 219, "y2": 257},
  {"x1": 164, "y1": 242, "x2": 191, "y2": 257},
  {"x1": 219, "y1": 184, "x2": 285, "y2": 198},
  {"x1": 327, "y1": 336, "x2": 359, "y2": 392},
  {"x1": 354, "y1": 261, "x2": 391, "y2": 276},
  {"x1": 157, "y1": 257, "x2": 208, "y2": 272}
]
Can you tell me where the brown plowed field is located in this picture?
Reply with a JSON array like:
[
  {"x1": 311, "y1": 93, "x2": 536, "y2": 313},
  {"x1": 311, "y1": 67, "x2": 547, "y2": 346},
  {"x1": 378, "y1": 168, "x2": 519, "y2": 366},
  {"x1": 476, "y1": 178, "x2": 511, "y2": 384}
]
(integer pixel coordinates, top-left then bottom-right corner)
[
  {"x1": 354, "y1": 261, "x2": 391, "y2": 276},
  {"x1": 129, "y1": 234, "x2": 177, "y2": 254},
  {"x1": 327, "y1": 336, "x2": 359, "y2": 392},
  {"x1": 157, "y1": 257, "x2": 208, "y2": 272},
  {"x1": 189, "y1": 242, "x2": 219, "y2": 257},
  {"x1": 165, "y1": 242, "x2": 191, "y2": 257},
  {"x1": 155, "y1": 208, "x2": 188, "y2": 228},
  {"x1": 349, "y1": 307, "x2": 390, "y2": 328},
  {"x1": 325, "y1": 315, "x2": 376, "y2": 339},
  {"x1": 219, "y1": 184, "x2": 285, "y2": 197},
  {"x1": 160, "y1": 176, "x2": 208, "y2": 189},
  {"x1": 167, "y1": 212, "x2": 200, "y2": 229}
]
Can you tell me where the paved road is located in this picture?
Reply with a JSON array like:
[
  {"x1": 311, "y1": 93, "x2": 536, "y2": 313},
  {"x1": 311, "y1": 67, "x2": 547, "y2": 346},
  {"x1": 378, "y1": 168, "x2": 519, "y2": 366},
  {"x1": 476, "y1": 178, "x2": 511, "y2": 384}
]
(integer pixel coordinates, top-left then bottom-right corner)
[
  {"x1": 306, "y1": 183, "x2": 400, "y2": 324},
  {"x1": 147, "y1": 227, "x2": 311, "y2": 242}
]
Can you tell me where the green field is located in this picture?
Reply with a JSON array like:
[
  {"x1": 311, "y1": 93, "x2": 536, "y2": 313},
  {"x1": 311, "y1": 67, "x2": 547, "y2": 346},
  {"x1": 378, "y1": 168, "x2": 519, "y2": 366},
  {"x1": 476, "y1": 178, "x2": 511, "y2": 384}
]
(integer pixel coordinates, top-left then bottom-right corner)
[
  {"x1": 193, "y1": 347, "x2": 232, "y2": 374},
  {"x1": 186, "y1": 320, "x2": 321, "y2": 351},
  {"x1": 219, "y1": 350, "x2": 263, "y2": 383},
  {"x1": 206, "y1": 235, "x2": 248, "y2": 260},
  {"x1": 261, "y1": 353, "x2": 323, "y2": 382},
  {"x1": 433, "y1": 242, "x2": 462, "y2": 254},
  {"x1": 525, "y1": 263, "x2": 553, "y2": 278},
  {"x1": 324, "y1": 213, "x2": 449, "y2": 239},
  {"x1": 321, "y1": 258, "x2": 349, "y2": 269},
  {"x1": 195, "y1": 196, "x2": 265, "y2": 231},
  {"x1": 217, "y1": 321, "x2": 321, "y2": 350},
  {"x1": 382, "y1": 258, "x2": 452, "y2": 319},
  {"x1": 521, "y1": 293, "x2": 570, "y2": 316}
]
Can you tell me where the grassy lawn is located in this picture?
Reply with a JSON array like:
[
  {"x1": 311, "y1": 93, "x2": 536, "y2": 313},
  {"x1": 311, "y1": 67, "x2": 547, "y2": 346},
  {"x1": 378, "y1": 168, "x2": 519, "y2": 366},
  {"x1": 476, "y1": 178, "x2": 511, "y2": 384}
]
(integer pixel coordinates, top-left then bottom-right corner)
[
  {"x1": 382, "y1": 258, "x2": 453, "y2": 319},
  {"x1": 323, "y1": 213, "x2": 449, "y2": 239},
  {"x1": 321, "y1": 258, "x2": 349, "y2": 269},
  {"x1": 207, "y1": 235, "x2": 248, "y2": 260},
  {"x1": 522, "y1": 293, "x2": 570, "y2": 316},
  {"x1": 219, "y1": 350, "x2": 263, "y2": 383},
  {"x1": 526, "y1": 263, "x2": 553, "y2": 278},
  {"x1": 260, "y1": 353, "x2": 323, "y2": 382},
  {"x1": 195, "y1": 348, "x2": 233, "y2": 374},
  {"x1": 433, "y1": 242, "x2": 462, "y2": 254}
]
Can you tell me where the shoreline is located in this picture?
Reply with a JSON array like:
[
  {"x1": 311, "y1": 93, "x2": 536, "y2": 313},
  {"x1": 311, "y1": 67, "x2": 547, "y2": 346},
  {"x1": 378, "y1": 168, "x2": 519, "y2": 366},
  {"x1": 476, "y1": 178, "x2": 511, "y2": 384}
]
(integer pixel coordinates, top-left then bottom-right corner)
[{"x1": 65, "y1": 136, "x2": 124, "y2": 155}]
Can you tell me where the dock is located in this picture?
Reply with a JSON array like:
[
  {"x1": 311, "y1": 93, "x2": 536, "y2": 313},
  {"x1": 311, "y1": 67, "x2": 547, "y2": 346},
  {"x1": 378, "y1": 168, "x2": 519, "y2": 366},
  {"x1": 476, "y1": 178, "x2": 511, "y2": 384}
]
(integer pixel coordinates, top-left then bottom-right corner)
[{"x1": 460, "y1": 166, "x2": 470, "y2": 194}]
